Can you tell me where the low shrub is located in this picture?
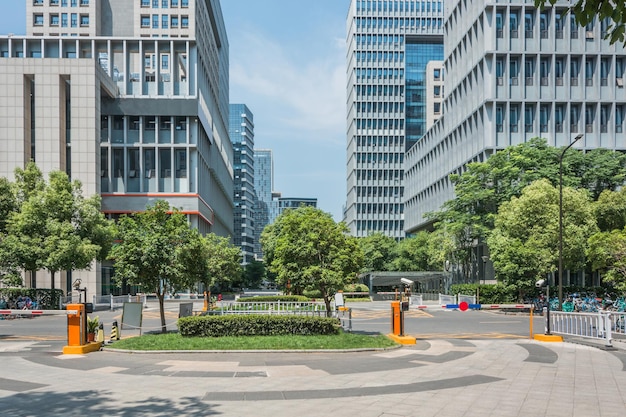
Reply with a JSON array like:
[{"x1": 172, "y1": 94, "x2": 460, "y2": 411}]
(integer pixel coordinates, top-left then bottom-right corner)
[
  {"x1": 178, "y1": 314, "x2": 340, "y2": 337},
  {"x1": 236, "y1": 295, "x2": 309, "y2": 303}
]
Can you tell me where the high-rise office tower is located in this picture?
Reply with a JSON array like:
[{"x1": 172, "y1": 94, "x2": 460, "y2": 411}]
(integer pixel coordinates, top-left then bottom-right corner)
[
  {"x1": 404, "y1": 0, "x2": 626, "y2": 237},
  {"x1": 0, "y1": 0, "x2": 233, "y2": 297},
  {"x1": 253, "y1": 149, "x2": 274, "y2": 259},
  {"x1": 345, "y1": 0, "x2": 445, "y2": 239},
  {"x1": 229, "y1": 104, "x2": 255, "y2": 265}
]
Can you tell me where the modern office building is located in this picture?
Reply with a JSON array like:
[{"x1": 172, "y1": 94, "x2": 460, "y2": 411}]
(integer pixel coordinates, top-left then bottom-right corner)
[
  {"x1": 404, "y1": 0, "x2": 626, "y2": 236},
  {"x1": 277, "y1": 197, "x2": 317, "y2": 215},
  {"x1": 229, "y1": 104, "x2": 255, "y2": 265},
  {"x1": 252, "y1": 149, "x2": 274, "y2": 259},
  {"x1": 344, "y1": 0, "x2": 445, "y2": 239},
  {"x1": 0, "y1": 0, "x2": 233, "y2": 297}
]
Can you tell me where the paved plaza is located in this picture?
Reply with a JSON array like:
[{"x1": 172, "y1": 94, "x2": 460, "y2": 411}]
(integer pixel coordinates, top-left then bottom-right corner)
[{"x1": 1, "y1": 303, "x2": 626, "y2": 416}]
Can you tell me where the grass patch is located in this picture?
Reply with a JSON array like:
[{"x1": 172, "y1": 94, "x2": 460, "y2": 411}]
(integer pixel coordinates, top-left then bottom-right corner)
[{"x1": 108, "y1": 331, "x2": 398, "y2": 351}]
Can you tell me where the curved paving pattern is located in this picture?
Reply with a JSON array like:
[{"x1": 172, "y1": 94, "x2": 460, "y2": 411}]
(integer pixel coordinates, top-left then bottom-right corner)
[{"x1": 3, "y1": 325, "x2": 626, "y2": 415}]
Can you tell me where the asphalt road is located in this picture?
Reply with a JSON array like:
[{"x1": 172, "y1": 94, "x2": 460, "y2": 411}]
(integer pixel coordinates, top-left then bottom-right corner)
[{"x1": 0, "y1": 300, "x2": 543, "y2": 343}]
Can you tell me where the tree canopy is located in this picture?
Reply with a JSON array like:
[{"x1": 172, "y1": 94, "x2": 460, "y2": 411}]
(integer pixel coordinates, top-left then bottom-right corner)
[
  {"x1": 108, "y1": 200, "x2": 205, "y2": 332},
  {"x1": 358, "y1": 232, "x2": 397, "y2": 272},
  {"x1": 487, "y1": 179, "x2": 597, "y2": 291},
  {"x1": 261, "y1": 206, "x2": 363, "y2": 314},
  {"x1": 0, "y1": 163, "x2": 114, "y2": 288}
]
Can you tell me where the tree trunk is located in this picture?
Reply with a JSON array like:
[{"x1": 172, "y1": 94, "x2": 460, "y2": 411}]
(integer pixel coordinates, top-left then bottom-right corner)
[
  {"x1": 157, "y1": 292, "x2": 167, "y2": 333},
  {"x1": 323, "y1": 295, "x2": 333, "y2": 317},
  {"x1": 51, "y1": 270, "x2": 55, "y2": 290}
]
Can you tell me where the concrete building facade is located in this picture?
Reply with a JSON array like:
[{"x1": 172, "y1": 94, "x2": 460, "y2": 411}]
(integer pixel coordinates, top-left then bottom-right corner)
[
  {"x1": 404, "y1": 0, "x2": 626, "y2": 234},
  {"x1": 344, "y1": 0, "x2": 445, "y2": 239},
  {"x1": 0, "y1": 0, "x2": 233, "y2": 297}
]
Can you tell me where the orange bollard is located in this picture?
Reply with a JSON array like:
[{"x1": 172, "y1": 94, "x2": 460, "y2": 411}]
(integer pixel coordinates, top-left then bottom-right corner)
[
  {"x1": 387, "y1": 300, "x2": 416, "y2": 345},
  {"x1": 66, "y1": 303, "x2": 85, "y2": 347},
  {"x1": 63, "y1": 303, "x2": 102, "y2": 354}
]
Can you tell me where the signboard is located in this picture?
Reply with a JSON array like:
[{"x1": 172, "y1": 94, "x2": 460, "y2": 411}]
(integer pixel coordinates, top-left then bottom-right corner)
[{"x1": 121, "y1": 302, "x2": 143, "y2": 335}]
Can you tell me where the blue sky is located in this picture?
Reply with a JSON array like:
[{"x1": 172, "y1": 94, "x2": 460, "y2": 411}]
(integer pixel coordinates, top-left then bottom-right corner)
[{"x1": 0, "y1": 0, "x2": 351, "y2": 221}]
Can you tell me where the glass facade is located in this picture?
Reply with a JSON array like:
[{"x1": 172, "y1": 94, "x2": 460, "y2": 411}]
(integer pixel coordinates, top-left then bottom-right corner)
[
  {"x1": 253, "y1": 150, "x2": 274, "y2": 259},
  {"x1": 345, "y1": 0, "x2": 444, "y2": 240},
  {"x1": 405, "y1": 41, "x2": 444, "y2": 149},
  {"x1": 229, "y1": 104, "x2": 256, "y2": 265}
]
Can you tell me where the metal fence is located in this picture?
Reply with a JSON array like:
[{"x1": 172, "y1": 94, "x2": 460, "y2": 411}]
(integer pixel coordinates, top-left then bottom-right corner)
[
  {"x1": 215, "y1": 301, "x2": 331, "y2": 316},
  {"x1": 548, "y1": 310, "x2": 626, "y2": 347}
]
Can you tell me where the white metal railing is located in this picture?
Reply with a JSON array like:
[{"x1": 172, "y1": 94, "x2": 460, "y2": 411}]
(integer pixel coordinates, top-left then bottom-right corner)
[
  {"x1": 214, "y1": 301, "x2": 331, "y2": 316},
  {"x1": 457, "y1": 293, "x2": 477, "y2": 304},
  {"x1": 92, "y1": 294, "x2": 147, "y2": 310},
  {"x1": 410, "y1": 294, "x2": 423, "y2": 306},
  {"x1": 549, "y1": 311, "x2": 613, "y2": 346},
  {"x1": 439, "y1": 293, "x2": 456, "y2": 306}
]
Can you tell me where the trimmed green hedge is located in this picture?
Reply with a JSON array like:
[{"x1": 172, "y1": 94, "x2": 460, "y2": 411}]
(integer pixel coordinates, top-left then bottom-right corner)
[
  {"x1": 0, "y1": 288, "x2": 63, "y2": 310},
  {"x1": 236, "y1": 295, "x2": 309, "y2": 303},
  {"x1": 178, "y1": 315, "x2": 341, "y2": 337}
]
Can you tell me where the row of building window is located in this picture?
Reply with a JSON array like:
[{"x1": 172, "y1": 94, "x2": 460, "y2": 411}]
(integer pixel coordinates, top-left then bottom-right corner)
[
  {"x1": 356, "y1": 118, "x2": 406, "y2": 130},
  {"x1": 356, "y1": 50, "x2": 405, "y2": 63},
  {"x1": 356, "y1": 152, "x2": 405, "y2": 164},
  {"x1": 355, "y1": 68, "x2": 405, "y2": 80},
  {"x1": 495, "y1": 10, "x2": 611, "y2": 39},
  {"x1": 356, "y1": 168, "x2": 404, "y2": 181},
  {"x1": 35, "y1": 13, "x2": 88, "y2": 27},
  {"x1": 103, "y1": 148, "x2": 187, "y2": 179},
  {"x1": 141, "y1": 14, "x2": 189, "y2": 29},
  {"x1": 355, "y1": 17, "x2": 443, "y2": 30},
  {"x1": 357, "y1": 101, "x2": 406, "y2": 114},
  {"x1": 356, "y1": 34, "x2": 404, "y2": 45},
  {"x1": 356, "y1": 135, "x2": 405, "y2": 147},
  {"x1": 141, "y1": 0, "x2": 189, "y2": 8},
  {"x1": 356, "y1": 84, "x2": 405, "y2": 98},
  {"x1": 356, "y1": 0, "x2": 443, "y2": 14},
  {"x1": 355, "y1": 220, "x2": 405, "y2": 233},
  {"x1": 33, "y1": 0, "x2": 89, "y2": 6},
  {"x1": 495, "y1": 57, "x2": 625, "y2": 83},
  {"x1": 356, "y1": 185, "x2": 404, "y2": 198},
  {"x1": 494, "y1": 104, "x2": 625, "y2": 132},
  {"x1": 356, "y1": 203, "x2": 403, "y2": 215}
]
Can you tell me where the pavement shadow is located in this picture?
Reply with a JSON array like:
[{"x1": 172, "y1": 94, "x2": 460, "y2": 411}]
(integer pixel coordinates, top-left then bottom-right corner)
[{"x1": 0, "y1": 390, "x2": 220, "y2": 416}]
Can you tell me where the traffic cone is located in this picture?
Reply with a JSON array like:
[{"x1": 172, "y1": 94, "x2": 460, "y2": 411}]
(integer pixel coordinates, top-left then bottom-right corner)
[
  {"x1": 110, "y1": 320, "x2": 120, "y2": 341},
  {"x1": 96, "y1": 322, "x2": 105, "y2": 343}
]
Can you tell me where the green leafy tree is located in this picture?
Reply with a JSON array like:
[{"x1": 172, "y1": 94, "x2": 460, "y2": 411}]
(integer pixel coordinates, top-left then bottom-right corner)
[
  {"x1": 487, "y1": 179, "x2": 597, "y2": 294},
  {"x1": 0, "y1": 177, "x2": 16, "y2": 233},
  {"x1": 429, "y1": 139, "x2": 624, "y2": 280},
  {"x1": 358, "y1": 232, "x2": 397, "y2": 272},
  {"x1": 0, "y1": 163, "x2": 114, "y2": 289},
  {"x1": 261, "y1": 206, "x2": 363, "y2": 315},
  {"x1": 593, "y1": 189, "x2": 626, "y2": 232},
  {"x1": 535, "y1": 0, "x2": 626, "y2": 45},
  {"x1": 109, "y1": 200, "x2": 205, "y2": 332},
  {"x1": 389, "y1": 232, "x2": 433, "y2": 271},
  {"x1": 198, "y1": 233, "x2": 242, "y2": 292},
  {"x1": 587, "y1": 229, "x2": 626, "y2": 291},
  {"x1": 242, "y1": 260, "x2": 266, "y2": 289}
]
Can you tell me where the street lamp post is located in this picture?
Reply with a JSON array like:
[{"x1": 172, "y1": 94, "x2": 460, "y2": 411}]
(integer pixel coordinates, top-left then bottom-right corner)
[{"x1": 558, "y1": 134, "x2": 583, "y2": 310}]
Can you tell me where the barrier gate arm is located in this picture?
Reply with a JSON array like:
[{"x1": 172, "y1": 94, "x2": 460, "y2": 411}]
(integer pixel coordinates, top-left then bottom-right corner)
[{"x1": 0, "y1": 309, "x2": 78, "y2": 316}]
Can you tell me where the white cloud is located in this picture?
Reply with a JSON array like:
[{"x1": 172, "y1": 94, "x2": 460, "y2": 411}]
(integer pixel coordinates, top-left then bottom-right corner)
[{"x1": 229, "y1": 30, "x2": 346, "y2": 145}]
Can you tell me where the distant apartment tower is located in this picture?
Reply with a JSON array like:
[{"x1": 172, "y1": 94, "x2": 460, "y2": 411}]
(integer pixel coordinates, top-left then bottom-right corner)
[
  {"x1": 345, "y1": 0, "x2": 445, "y2": 239},
  {"x1": 277, "y1": 197, "x2": 317, "y2": 216},
  {"x1": 253, "y1": 149, "x2": 274, "y2": 259},
  {"x1": 405, "y1": 0, "x2": 626, "y2": 236},
  {"x1": 1, "y1": 0, "x2": 233, "y2": 296},
  {"x1": 229, "y1": 104, "x2": 255, "y2": 265}
]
